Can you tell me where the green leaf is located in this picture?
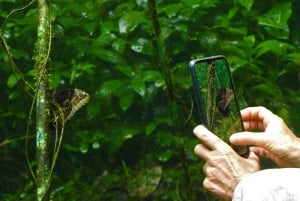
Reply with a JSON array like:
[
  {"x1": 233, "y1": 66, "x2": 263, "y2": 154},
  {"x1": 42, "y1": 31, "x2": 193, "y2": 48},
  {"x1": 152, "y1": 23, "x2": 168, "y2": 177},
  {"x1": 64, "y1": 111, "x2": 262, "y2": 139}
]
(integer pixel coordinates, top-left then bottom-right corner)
[
  {"x1": 255, "y1": 40, "x2": 294, "y2": 58},
  {"x1": 131, "y1": 77, "x2": 145, "y2": 97},
  {"x1": 49, "y1": 73, "x2": 61, "y2": 88},
  {"x1": 145, "y1": 122, "x2": 156, "y2": 135},
  {"x1": 1, "y1": 0, "x2": 16, "y2": 2},
  {"x1": 258, "y1": 2, "x2": 292, "y2": 29},
  {"x1": 58, "y1": 15, "x2": 78, "y2": 28},
  {"x1": 87, "y1": 100, "x2": 101, "y2": 119},
  {"x1": 69, "y1": 63, "x2": 95, "y2": 84},
  {"x1": 119, "y1": 92, "x2": 134, "y2": 111},
  {"x1": 118, "y1": 11, "x2": 145, "y2": 34},
  {"x1": 237, "y1": 0, "x2": 254, "y2": 11},
  {"x1": 93, "y1": 33, "x2": 117, "y2": 47},
  {"x1": 243, "y1": 35, "x2": 255, "y2": 48},
  {"x1": 141, "y1": 70, "x2": 163, "y2": 82},
  {"x1": 112, "y1": 38, "x2": 127, "y2": 53},
  {"x1": 199, "y1": 31, "x2": 218, "y2": 49},
  {"x1": 161, "y1": 3, "x2": 182, "y2": 18},
  {"x1": 82, "y1": 21, "x2": 97, "y2": 34},
  {"x1": 158, "y1": 150, "x2": 174, "y2": 162},
  {"x1": 97, "y1": 80, "x2": 124, "y2": 97},
  {"x1": 108, "y1": 125, "x2": 142, "y2": 155},
  {"x1": 252, "y1": 83, "x2": 281, "y2": 97},
  {"x1": 115, "y1": 64, "x2": 135, "y2": 78},
  {"x1": 287, "y1": 53, "x2": 300, "y2": 64},
  {"x1": 101, "y1": 20, "x2": 118, "y2": 33},
  {"x1": 7, "y1": 74, "x2": 19, "y2": 88},
  {"x1": 228, "y1": 6, "x2": 238, "y2": 19},
  {"x1": 130, "y1": 38, "x2": 154, "y2": 55},
  {"x1": 92, "y1": 49, "x2": 126, "y2": 64},
  {"x1": 182, "y1": 0, "x2": 219, "y2": 8}
]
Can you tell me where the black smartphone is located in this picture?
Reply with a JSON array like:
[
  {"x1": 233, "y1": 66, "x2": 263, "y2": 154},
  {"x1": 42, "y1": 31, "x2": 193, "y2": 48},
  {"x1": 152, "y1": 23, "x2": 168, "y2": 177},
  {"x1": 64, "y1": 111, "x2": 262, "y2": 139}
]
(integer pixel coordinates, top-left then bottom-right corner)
[{"x1": 189, "y1": 55, "x2": 249, "y2": 157}]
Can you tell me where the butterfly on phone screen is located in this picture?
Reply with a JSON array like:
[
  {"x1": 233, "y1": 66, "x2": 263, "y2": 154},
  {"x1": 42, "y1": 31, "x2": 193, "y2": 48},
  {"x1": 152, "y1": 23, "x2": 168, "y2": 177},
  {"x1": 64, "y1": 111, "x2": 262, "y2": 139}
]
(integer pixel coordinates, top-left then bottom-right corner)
[
  {"x1": 52, "y1": 88, "x2": 90, "y2": 123},
  {"x1": 216, "y1": 88, "x2": 234, "y2": 116}
]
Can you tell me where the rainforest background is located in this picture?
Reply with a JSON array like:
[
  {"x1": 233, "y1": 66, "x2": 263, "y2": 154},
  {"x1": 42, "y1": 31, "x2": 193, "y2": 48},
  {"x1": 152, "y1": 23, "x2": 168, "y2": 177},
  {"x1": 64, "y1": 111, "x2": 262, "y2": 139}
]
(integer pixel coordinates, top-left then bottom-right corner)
[{"x1": 1, "y1": 0, "x2": 300, "y2": 200}]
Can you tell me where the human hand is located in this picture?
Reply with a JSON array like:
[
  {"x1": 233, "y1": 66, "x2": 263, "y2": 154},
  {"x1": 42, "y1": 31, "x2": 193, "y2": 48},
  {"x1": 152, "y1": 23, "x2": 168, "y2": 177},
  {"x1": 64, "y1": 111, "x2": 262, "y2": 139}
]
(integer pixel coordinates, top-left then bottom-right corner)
[
  {"x1": 230, "y1": 106, "x2": 300, "y2": 168},
  {"x1": 194, "y1": 125, "x2": 260, "y2": 201}
]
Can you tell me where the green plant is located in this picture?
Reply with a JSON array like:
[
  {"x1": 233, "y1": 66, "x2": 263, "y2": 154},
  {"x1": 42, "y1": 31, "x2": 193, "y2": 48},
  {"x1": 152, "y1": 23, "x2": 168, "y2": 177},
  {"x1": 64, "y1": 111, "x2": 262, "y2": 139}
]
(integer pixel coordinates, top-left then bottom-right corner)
[{"x1": 0, "y1": 0, "x2": 299, "y2": 200}]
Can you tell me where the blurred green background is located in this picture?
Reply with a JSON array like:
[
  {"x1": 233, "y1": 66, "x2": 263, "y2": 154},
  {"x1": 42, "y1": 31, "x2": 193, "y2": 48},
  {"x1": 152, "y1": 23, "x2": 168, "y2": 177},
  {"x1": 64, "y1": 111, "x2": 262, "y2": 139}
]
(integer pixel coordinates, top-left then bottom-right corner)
[{"x1": 1, "y1": 0, "x2": 300, "y2": 200}]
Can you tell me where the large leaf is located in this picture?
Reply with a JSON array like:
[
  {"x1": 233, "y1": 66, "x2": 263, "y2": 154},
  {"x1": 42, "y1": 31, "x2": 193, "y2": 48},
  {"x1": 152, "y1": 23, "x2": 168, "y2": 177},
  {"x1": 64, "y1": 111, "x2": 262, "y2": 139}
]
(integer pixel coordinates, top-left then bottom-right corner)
[
  {"x1": 258, "y1": 2, "x2": 292, "y2": 29},
  {"x1": 130, "y1": 38, "x2": 154, "y2": 55},
  {"x1": 237, "y1": 0, "x2": 254, "y2": 10},
  {"x1": 131, "y1": 76, "x2": 146, "y2": 97},
  {"x1": 182, "y1": 0, "x2": 219, "y2": 8},
  {"x1": 97, "y1": 80, "x2": 124, "y2": 98},
  {"x1": 255, "y1": 40, "x2": 294, "y2": 58},
  {"x1": 118, "y1": 11, "x2": 145, "y2": 34},
  {"x1": 119, "y1": 91, "x2": 135, "y2": 111},
  {"x1": 92, "y1": 49, "x2": 126, "y2": 64}
]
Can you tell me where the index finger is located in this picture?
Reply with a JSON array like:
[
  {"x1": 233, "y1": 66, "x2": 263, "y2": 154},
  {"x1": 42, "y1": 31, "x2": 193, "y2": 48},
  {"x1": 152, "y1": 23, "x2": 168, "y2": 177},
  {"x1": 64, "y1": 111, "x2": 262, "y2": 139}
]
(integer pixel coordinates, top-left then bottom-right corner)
[{"x1": 193, "y1": 125, "x2": 229, "y2": 151}]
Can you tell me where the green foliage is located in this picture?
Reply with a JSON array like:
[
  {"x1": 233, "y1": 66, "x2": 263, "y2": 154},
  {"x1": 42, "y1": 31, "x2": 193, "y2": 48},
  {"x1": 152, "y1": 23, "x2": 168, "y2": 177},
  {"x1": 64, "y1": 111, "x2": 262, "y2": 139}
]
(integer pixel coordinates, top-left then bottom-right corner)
[{"x1": 1, "y1": 0, "x2": 300, "y2": 200}]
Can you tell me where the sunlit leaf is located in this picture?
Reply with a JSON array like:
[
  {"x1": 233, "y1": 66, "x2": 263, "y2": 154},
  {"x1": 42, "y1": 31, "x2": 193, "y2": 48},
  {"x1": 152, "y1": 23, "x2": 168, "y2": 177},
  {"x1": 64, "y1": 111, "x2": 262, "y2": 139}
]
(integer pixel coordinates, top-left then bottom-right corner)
[
  {"x1": 200, "y1": 31, "x2": 218, "y2": 49},
  {"x1": 115, "y1": 64, "x2": 135, "y2": 77},
  {"x1": 255, "y1": 40, "x2": 294, "y2": 58},
  {"x1": 112, "y1": 38, "x2": 127, "y2": 53},
  {"x1": 228, "y1": 6, "x2": 238, "y2": 19},
  {"x1": 258, "y1": 2, "x2": 292, "y2": 29},
  {"x1": 237, "y1": 0, "x2": 254, "y2": 11},
  {"x1": 118, "y1": 11, "x2": 145, "y2": 34},
  {"x1": 287, "y1": 53, "x2": 300, "y2": 65},
  {"x1": 182, "y1": 0, "x2": 219, "y2": 8},
  {"x1": 141, "y1": 70, "x2": 162, "y2": 82},
  {"x1": 243, "y1": 35, "x2": 255, "y2": 48},
  {"x1": 92, "y1": 49, "x2": 126, "y2": 64},
  {"x1": 227, "y1": 27, "x2": 247, "y2": 36},
  {"x1": 161, "y1": 3, "x2": 182, "y2": 17},
  {"x1": 93, "y1": 33, "x2": 117, "y2": 47},
  {"x1": 7, "y1": 74, "x2": 19, "y2": 88},
  {"x1": 131, "y1": 77, "x2": 145, "y2": 97},
  {"x1": 101, "y1": 20, "x2": 118, "y2": 33},
  {"x1": 97, "y1": 80, "x2": 124, "y2": 97},
  {"x1": 130, "y1": 38, "x2": 154, "y2": 55}
]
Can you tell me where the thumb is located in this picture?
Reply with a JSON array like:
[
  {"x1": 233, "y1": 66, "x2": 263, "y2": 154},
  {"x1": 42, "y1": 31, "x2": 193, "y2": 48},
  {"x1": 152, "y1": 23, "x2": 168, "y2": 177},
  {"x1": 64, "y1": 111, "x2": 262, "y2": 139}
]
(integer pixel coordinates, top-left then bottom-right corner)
[{"x1": 230, "y1": 132, "x2": 268, "y2": 147}]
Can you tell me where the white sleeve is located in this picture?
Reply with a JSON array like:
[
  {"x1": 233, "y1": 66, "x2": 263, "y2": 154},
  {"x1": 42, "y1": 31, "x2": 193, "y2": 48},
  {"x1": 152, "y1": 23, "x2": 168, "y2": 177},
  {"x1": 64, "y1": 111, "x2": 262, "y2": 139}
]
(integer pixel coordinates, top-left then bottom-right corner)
[{"x1": 232, "y1": 168, "x2": 300, "y2": 201}]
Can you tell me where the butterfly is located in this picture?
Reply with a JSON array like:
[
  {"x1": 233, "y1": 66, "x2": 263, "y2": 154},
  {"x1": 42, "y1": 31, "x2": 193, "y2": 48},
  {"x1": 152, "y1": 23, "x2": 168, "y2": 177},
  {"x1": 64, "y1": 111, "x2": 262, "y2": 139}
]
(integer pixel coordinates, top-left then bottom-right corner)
[
  {"x1": 216, "y1": 88, "x2": 234, "y2": 116},
  {"x1": 52, "y1": 88, "x2": 90, "y2": 122}
]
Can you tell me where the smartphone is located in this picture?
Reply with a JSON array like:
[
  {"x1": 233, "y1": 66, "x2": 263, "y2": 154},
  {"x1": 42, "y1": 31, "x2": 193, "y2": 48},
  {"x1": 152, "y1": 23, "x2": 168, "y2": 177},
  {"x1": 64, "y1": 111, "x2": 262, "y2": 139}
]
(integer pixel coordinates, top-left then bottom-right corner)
[{"x1": 189, "y1": 55, "x2": 249, "y2": 157}]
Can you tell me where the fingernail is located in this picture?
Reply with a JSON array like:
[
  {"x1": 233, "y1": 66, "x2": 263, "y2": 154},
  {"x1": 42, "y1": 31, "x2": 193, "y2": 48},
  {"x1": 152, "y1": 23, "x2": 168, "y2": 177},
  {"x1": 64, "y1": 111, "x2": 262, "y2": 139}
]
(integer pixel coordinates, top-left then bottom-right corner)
[
  {"x1": 193, "y1": 125, "x2": 204, "y2": 134},
  {"x1": 229, "y1": 134, "x2": 237, "y2": 142}
]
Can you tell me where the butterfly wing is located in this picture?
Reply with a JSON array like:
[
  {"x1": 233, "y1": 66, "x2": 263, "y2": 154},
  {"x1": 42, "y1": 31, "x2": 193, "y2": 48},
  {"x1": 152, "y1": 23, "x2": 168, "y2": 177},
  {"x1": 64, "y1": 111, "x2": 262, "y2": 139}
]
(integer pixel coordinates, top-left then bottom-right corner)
[
  {"x1": 216, "y1": 88, "x2": 234, "y2": 116},
  {"x1": 52, "y1": 88, "x2": 90, "y2": 121}
]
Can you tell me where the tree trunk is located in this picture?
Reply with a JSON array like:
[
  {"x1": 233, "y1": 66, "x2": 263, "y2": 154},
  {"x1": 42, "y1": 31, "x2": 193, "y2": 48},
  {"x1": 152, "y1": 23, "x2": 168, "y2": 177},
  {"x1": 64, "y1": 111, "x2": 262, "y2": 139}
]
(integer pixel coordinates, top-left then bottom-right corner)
[{"x1": 35, "y1": 0, "x2": 51, "y2": 200}]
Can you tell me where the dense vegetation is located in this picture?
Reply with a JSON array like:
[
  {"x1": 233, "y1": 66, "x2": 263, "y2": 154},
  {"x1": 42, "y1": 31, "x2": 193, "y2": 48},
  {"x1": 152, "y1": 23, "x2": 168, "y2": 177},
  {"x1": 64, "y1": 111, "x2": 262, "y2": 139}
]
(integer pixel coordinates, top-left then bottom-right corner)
[{"x1": 1, "y1": 0, "x2": 300, "y2": 200}]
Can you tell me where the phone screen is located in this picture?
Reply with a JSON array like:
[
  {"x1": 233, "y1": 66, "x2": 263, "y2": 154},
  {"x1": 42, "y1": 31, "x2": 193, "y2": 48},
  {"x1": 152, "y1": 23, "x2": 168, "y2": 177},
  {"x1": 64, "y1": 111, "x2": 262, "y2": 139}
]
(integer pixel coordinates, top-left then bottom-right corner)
[{"x1": 189, "y1": 55, "x2": 249, "y2": 157}]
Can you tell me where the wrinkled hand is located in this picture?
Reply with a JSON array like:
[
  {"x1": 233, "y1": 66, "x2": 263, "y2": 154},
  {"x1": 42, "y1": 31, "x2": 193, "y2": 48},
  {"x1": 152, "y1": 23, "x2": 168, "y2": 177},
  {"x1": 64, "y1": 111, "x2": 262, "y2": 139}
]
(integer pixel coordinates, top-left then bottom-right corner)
[
  {"x1": 194, "y1": 125, "x2": 260, "y2": 201},
  {"x1": 230, "y1": 106, "x2": 300, "y2": 168}
]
